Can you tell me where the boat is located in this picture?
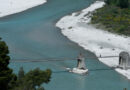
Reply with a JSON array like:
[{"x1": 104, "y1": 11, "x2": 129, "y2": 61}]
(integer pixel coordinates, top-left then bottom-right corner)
[{"x1": 71, "y1": 68, "x2": 88, "y2": 74}]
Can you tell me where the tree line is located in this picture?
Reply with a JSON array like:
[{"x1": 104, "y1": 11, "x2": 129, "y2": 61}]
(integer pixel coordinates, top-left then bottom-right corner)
[
  {"x1": 0, "y1": 38, "x2": 52, "y2": 90},
  {"x1": 105, "y1": 0, "x2": 130, "y2": 8},
  {"x1": 91, "y1": 0, "x2": 130, "y2": 36}
]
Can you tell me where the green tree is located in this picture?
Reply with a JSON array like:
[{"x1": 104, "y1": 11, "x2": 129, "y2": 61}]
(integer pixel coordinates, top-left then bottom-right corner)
[
  {"x1": 105, "y1": 0, "x2": 114, "y2": 5},
  {"x1": 0, "y1": 38, "x2": 52, "y2": 90},
  {"x1": 24, "y1": 68, "x2": 51, "y2": 88},
  {"x1": 18, "y1": 67, "x2": 24, "y2": 80},
  {"x1": 105, "y1": 0, "x2": 129, "y2": 8},
  {"x1": 0, "y1": 38, "x2": 15, "y2": 90},
  {"x1": 13, "y1": 68, "x2": 52, "y2": 90},
  {"x1": 117, "y1": 0, "x2": 129, "y2": 8}
]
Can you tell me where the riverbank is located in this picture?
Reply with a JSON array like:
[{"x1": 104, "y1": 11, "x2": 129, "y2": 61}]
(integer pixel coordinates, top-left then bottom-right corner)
[
  {"x1": 56, "y1": 1, "x2": 130, "y2": 79},
  {"x1": 0, "y1": 0, "x2": 47, "y2": 17}
]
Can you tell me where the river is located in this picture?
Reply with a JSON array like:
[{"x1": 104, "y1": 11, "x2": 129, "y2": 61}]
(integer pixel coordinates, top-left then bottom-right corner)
[{"x1": 0, "y1": 0, "x2": 130, "y2": 90}]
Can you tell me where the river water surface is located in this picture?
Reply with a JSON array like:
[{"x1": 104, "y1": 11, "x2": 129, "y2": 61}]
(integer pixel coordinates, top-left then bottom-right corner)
[{"x1": 0, "y1": 0, "x2": 130, "y2": 90}]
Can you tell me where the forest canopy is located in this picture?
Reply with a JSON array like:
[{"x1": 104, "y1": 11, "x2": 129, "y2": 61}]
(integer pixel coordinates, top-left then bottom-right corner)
[{"x1": 91, "y1": 0, "x2": 130, "y2": 36}]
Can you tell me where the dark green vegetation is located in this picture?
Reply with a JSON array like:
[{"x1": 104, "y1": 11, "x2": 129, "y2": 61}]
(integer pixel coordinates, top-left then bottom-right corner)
[
  {"x1": 0, "y1": 38, "x2": 16, "y2": 90},
  {"x1": 91, "y1": 0, "x2": 130, "y2": 36},
  {"x1": 105, "y1": 0, "x2": 129, "y2": 8},
  {"x1": 13, "y1": 68, "x2": 51, "y2": 90},
  {"x1": 0, "y1": 38, "x2": 52, "y2": 90}
]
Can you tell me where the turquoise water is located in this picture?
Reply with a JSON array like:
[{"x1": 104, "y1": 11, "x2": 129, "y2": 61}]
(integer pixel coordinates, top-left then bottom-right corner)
[{"x1": 0, "y1": 0, "x2": 130, "y2": 90}]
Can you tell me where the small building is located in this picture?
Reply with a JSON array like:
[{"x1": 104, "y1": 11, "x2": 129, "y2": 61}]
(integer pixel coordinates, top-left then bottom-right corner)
[{"x1": 119, "y1": 51, "x2": 130, "y2": 69}]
